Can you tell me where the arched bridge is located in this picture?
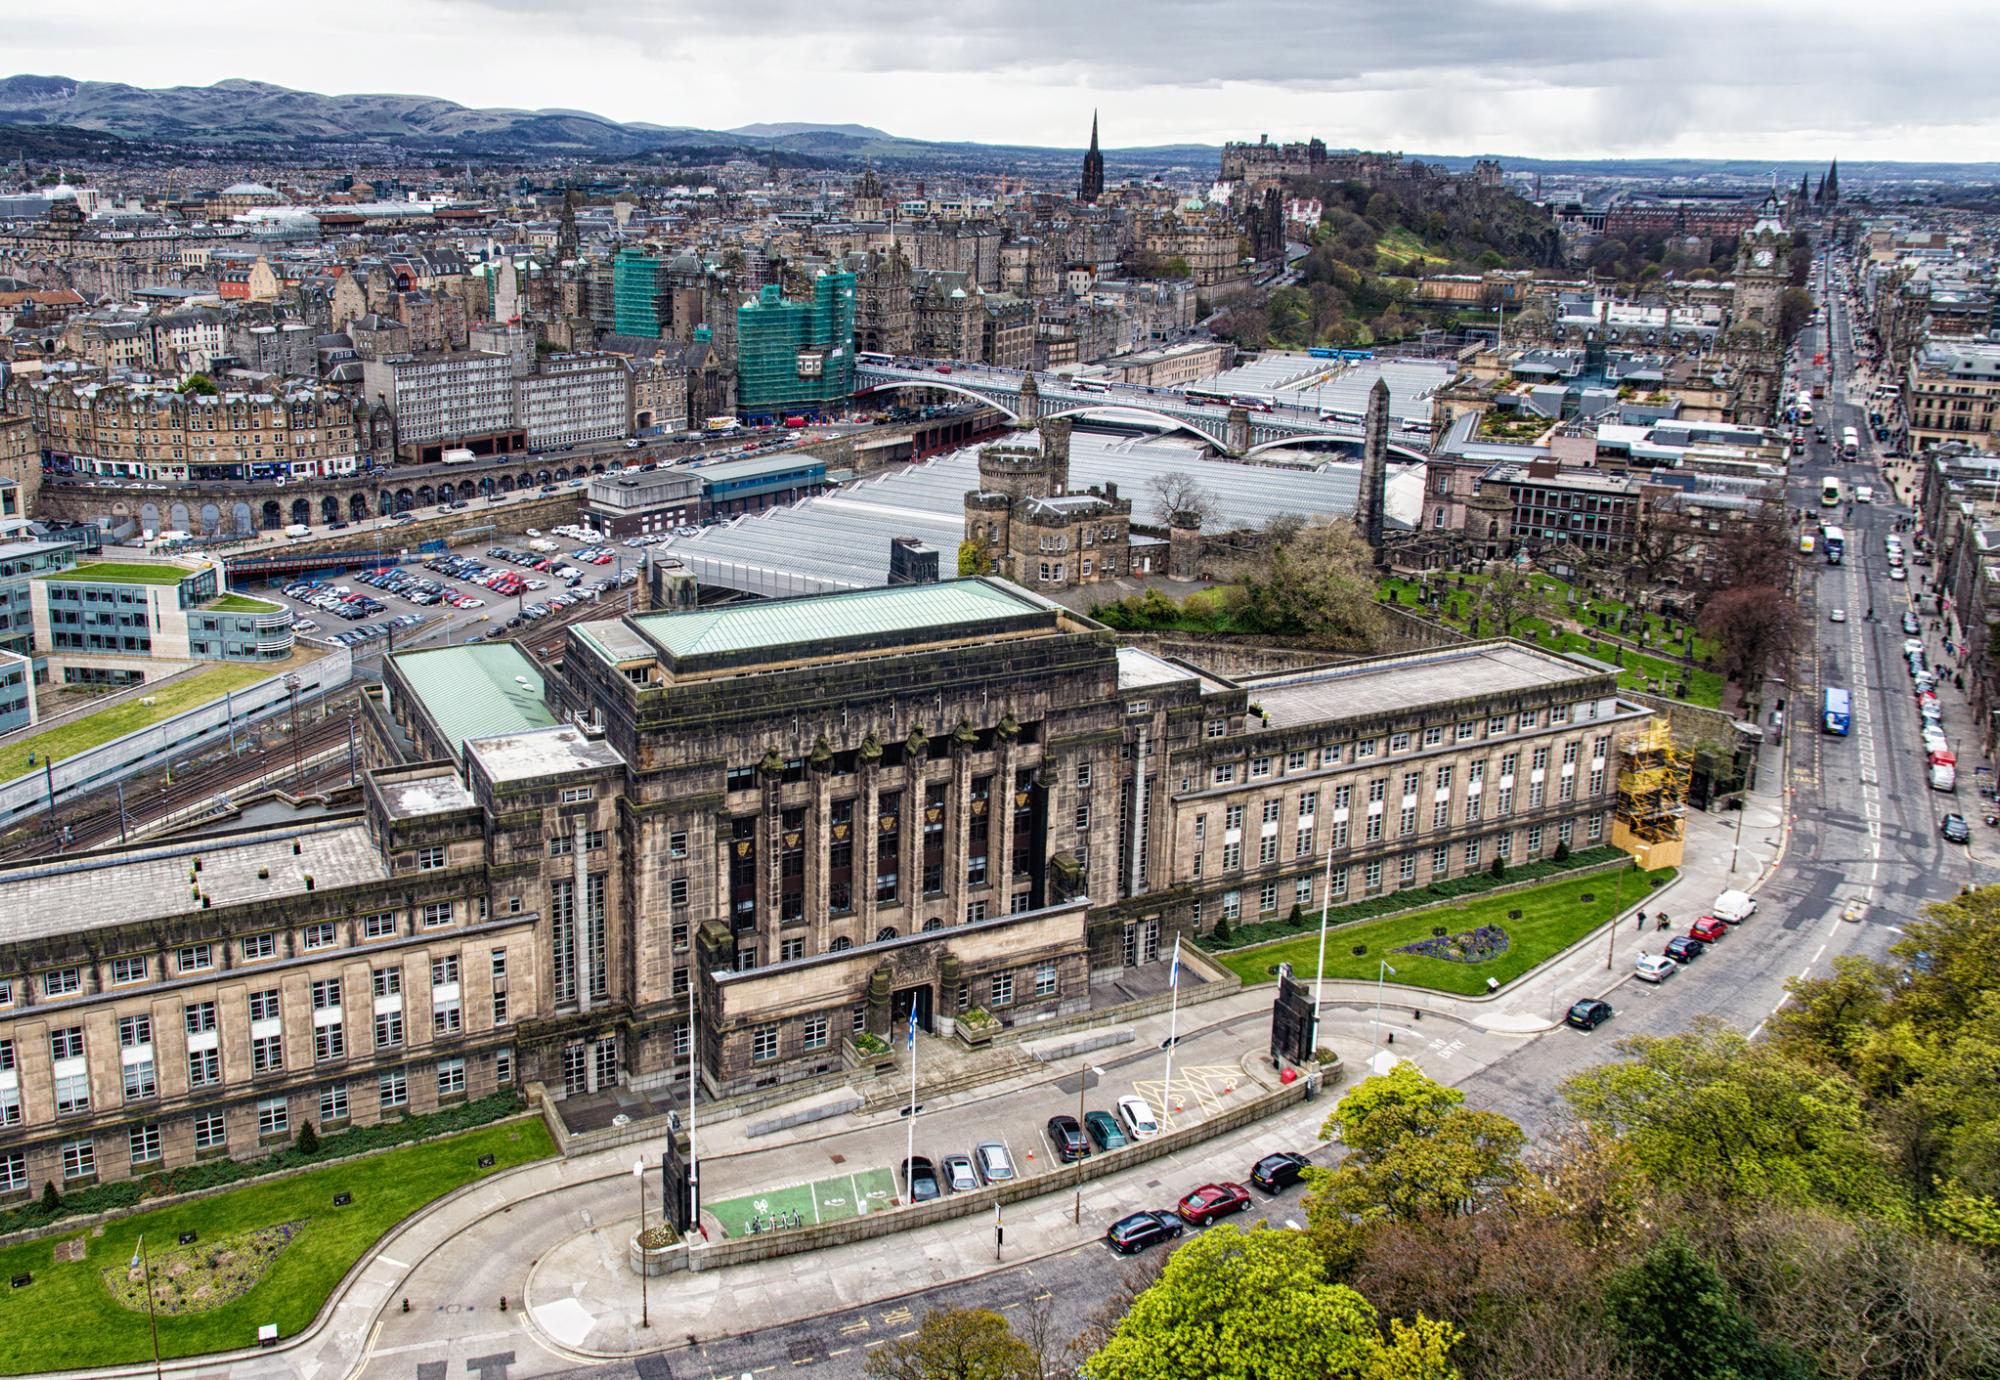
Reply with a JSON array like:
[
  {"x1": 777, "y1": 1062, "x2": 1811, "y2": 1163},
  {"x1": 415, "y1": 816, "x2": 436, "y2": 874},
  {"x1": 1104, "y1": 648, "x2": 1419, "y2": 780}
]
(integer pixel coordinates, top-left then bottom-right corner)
[{"x1": 853, "y1": 360, "x2": 1432, "y2": 462}]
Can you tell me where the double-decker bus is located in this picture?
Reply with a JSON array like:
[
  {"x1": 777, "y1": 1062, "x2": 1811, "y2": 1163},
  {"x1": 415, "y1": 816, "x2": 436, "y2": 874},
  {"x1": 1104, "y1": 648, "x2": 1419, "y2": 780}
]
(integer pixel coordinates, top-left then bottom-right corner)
[{"x1": 1822, "y1": 687, "x2": 1852, "y2": 736}]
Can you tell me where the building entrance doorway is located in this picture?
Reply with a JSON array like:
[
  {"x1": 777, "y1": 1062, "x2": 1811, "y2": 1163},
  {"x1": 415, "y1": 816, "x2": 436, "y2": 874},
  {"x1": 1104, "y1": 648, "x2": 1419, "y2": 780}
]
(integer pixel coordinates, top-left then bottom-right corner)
[{"x1": 891, "y1": 984, "x2": 934, "y2": 1035}]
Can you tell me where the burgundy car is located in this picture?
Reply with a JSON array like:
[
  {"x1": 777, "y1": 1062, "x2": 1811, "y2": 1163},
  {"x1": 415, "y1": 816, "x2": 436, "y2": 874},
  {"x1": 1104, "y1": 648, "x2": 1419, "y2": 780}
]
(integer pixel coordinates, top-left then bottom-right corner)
[{"x1": 1177, "y1": 1182, "x2": 1253, "y2": 1226}]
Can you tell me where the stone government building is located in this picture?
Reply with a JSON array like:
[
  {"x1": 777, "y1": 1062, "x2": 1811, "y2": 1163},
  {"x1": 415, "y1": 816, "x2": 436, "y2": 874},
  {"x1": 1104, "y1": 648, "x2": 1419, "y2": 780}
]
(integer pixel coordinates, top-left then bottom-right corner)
[{"x1": 0, "y1": 578, "x2": 1650, "y2": 1192}]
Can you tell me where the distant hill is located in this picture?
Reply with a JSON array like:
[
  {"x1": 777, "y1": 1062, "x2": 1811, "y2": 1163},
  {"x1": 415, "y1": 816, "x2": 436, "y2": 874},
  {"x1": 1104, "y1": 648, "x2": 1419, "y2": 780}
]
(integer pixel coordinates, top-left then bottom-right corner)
[
  {"x1": 2, "y1": 76, "x2": 1997, "y2": 187},
  {"x1": 728, "y1": 121, "x2": 892, "y2": 140},
  {"x1": 0, "y1": 120, "x2": 123, "y2": 162}
]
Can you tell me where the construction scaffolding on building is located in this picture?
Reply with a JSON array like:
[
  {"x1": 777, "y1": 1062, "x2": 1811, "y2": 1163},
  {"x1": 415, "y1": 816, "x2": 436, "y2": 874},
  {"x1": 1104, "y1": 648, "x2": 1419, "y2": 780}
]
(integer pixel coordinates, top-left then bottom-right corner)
[
  {"x1": 735, "y1": 272, "x2": 856, "y2": 414},
  {"x1": 1611, "y1": 718, "x2": 1691, "y2": 870}
]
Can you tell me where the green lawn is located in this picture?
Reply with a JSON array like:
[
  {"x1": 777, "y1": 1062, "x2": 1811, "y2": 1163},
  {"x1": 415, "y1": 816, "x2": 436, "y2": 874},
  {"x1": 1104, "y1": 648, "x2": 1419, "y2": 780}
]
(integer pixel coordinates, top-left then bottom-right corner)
[
  {"x1": 205, "y1": 594, "x2": 281, "y2": 614},
  {"x1": 35, "y1": 562, "x2": 188, "y2": 586},
  {"x1": 1216, "y1": 866, "x2": 1676, "y2": 994},
  {"x1": 0, "y1": 662, "x2": 279, "y2": 784},
  {"x1": 0, "y1": 1117, "x2": 553, "y2": 1373},
  {"x1": 1374, "y1": 226, "x2": 1449, "y2": 269}
]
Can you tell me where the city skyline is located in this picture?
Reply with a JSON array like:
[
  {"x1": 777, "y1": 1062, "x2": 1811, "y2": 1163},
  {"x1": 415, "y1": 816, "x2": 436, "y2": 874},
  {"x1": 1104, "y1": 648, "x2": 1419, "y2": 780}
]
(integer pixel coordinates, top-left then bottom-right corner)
[{"x1": 9, "y1": 0, "x2": 1999, "y2": 164}]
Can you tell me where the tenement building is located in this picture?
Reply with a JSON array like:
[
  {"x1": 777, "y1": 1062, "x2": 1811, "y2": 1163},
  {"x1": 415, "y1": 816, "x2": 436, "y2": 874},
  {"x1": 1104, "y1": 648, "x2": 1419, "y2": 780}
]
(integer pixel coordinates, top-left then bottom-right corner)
[{"x1": 0, "y1": 583, "x2": 1649, "y2": 1193}]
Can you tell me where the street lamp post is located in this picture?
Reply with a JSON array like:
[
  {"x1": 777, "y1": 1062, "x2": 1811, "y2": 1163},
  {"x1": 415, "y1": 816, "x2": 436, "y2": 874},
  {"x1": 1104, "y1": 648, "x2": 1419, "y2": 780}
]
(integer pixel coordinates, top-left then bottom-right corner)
[
  {"x1": 1071, "y1": 1064, "x2": 1102, "y2": 1224},
  {"x1": 1371, "y1": 960, "x2": 1396, "y2": 1049},
  {"x1": 632, "y1": 1158, "x2": 649, "y2": 1329},
  {"x1": 284, "y1": 674, "x2": 302, "y2": 784}
]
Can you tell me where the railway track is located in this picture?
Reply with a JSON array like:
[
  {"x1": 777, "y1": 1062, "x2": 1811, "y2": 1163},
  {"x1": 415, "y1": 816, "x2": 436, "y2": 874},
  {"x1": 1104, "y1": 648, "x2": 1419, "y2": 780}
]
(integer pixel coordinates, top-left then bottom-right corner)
[{"x1": 0, "y1": 714, "x2": 360, "y2": 864}]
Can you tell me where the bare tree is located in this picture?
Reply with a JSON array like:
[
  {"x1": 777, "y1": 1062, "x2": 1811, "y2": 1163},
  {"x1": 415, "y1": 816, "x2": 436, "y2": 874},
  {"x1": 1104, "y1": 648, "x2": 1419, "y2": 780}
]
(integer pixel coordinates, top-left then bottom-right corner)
[
  {"x1": 1149, "y1": 471, "x2": 1217, "y2": 529},
  {"x1": 1699, "y1": 584, "x2": 1799, "y2": 691},
  {"x1": 1477, "y1": 564, "x2": 1550, "y2": 638}
]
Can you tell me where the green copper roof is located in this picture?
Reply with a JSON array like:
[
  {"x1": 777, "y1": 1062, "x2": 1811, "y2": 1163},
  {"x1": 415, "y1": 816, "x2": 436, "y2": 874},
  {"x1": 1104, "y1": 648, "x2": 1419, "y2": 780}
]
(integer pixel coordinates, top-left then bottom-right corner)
[
  {"x1": 632, "y1": 579, "x2": 1048, "y2": 662},
  {"x1": 393, "y1": 642, "x2": 558, "y2": 753}
]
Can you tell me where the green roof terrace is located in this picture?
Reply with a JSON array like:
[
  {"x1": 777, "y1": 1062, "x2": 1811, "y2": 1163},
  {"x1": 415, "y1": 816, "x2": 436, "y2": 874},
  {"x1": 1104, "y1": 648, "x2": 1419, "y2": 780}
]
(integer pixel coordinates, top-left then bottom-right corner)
[{"x1": 34, "y1": 561, "x2": 192, "y2": 586}]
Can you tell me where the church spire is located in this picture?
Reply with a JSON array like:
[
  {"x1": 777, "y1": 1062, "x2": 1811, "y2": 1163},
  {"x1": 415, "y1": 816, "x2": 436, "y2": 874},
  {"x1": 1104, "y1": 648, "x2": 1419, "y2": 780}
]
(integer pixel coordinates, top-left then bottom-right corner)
[{"x1": 1078, "y1": 110, "x2": 1105, "y2": 204}]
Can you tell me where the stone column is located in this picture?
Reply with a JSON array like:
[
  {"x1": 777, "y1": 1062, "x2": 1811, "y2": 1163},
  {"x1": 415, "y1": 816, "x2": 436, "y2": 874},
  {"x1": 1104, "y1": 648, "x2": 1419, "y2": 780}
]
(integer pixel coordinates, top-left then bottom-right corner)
[
  {"x1": 945, "y1": 727, "x2": 974, "y2": 925},
  {"x1": 996, "y1": 732, "x2": 1021, "y2": 911},
  {"x1": 808, "y1": 744, "x2": 833, "y2": 952},
  {"x1": 573, "y1": 814, "x2": 592, "y2": 1013},
  {"x1": 858, "y1": 742, "x2": 882, "y2": 937}
]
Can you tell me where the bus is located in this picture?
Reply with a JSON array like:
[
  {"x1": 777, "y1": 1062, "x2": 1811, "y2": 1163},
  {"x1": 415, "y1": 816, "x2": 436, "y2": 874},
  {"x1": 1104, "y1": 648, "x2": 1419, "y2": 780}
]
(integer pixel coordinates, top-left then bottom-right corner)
[
  {"x1": 856, "y1": 351, "x2": 893, "y2": 366},
  {"x1": 1821, "y1": 476, "x2": 1843, "y2": 507},
  {"x1": 1822, "y1": 687, "x2": 1852, "y2": 736},
  {"x1": 1841, "y1": 425, "x2": 1860, "y2": 460},
  {"x1": 1229, "y1": 393, "x2": 1275, "y2": 412},
  {"x1": 1822, "y1": 525, "x2": 1846, "y2": 564},
  {"x1": 1184, "y1": 388, "x2": 1229, "y2": 408}
]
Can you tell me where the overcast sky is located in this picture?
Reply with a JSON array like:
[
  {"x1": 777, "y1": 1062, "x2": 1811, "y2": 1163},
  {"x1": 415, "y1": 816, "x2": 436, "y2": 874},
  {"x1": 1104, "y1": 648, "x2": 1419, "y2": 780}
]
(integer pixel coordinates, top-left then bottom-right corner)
[{"x1": 14, "y1": 0, "x2": 2000, "y2": 162}]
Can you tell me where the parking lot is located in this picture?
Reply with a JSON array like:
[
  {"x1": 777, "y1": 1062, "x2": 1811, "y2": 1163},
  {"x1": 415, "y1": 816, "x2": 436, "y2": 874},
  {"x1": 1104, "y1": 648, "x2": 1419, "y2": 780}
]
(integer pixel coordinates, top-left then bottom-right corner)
[{"x1": 252, "y1": 521, "x2": 640, "y2": 658}]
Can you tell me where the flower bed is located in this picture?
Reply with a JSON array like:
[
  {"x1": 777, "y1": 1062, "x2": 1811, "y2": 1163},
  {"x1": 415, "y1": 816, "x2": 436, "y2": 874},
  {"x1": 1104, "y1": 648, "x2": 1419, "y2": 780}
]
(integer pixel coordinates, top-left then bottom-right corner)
[
  {"x1": 1395, "y1": 924, "x2": 1510, "y2": 963},
  {"x1": 103, "y1": 1221, "x2": 306, "y2": 1316}
]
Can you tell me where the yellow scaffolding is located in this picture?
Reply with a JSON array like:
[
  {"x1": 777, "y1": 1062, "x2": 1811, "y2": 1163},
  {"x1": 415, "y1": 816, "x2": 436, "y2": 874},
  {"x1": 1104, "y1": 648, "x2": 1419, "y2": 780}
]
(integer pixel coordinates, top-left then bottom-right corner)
[{"x1": 1612, "y1": 719, "x2": 1691, "y2": 870}]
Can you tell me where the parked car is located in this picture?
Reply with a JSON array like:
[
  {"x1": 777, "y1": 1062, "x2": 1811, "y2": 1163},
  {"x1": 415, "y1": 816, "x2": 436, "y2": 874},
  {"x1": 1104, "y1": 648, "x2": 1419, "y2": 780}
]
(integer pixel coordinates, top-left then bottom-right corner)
[
  {"x1": 902, "y1": 1155, "x2": 941, "y2": 1203},
  {"x1": 1635, "y1": 953, "x2": 1680, "y2": 984},
  {"x1": 1117, "y1": 1095, "x2": 1161, "y2": 1139},
  {"x1": 1566, "y1": 998, "x2": 1614, "y2": 1031},
  {"x1": 1830, "y1": 608, "x2": 1846, "y2": 623},
  {"x1": 973, "y1": 1141, "x2": 1015, "y2": 1184},
  {"x1": 1047, "y1": 1115, "x2": 1091, "y2": 1163},
  {"x1": 1904, "y1": 613, "x2": 1923, "y2": 635},
  {"x1": 1249, "y1": 1151, "x2": 1312, "y2": 1193},
  {"x1": 1690, "y1": 917, "x2": 1729, "y2": 944},
  {"x1": 1664, "y1": 935, "x2": 1706, "y2": 963},
  {"x1": 940, "y1": 1154, "x2": 979, "y2": 1194},
  {"x1": 1942, "y1": 813, "x2": 1972, "y2": 844},
  {"x1": 1176, "y1": 1182, "x2": 1253, "y2": 1226},
  {"x1": 1083, "y1": 1110, "x2": 1128, "y2": 1151},
  {"x1": 1105, "y1": 1210, "x2": 1183, "y2": 1256}
]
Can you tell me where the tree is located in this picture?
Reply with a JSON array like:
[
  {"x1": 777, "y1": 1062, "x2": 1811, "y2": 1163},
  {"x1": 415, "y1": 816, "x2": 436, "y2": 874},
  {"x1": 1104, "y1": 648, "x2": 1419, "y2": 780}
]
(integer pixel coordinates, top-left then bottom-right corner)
[
  {"x1": 864, "y1": 1306, "x2": 1039, "y2": 1380},
  {"x1": 1307, "y1": 1066, "x2": 1526, "y2": 1247},
  {"x1": 295, "y1": 1119, "x2": 319, "y2": 1155},
  {"x1": 1560, "y1": 1020, "x2": 1897, "y2": 1215},
  {"x1": 177, "y1": 373, "x2": 218, "y2": 396},
  {"x1": 1150, "y1": 471, "x2": 1217, "y2": 529},
  {"x1": 956, "y1": 538, "x2": 988, "y2": 577},
  {"x1": 1698, "y1": 584, "x2": 1798, "y2": 690},
  {"x1": 1776, "y1": 288, "x2": 1815, "y2": 348},
  {"x1": 1234, "y1": 519, "x2": 1385, "y2": 643},
  {"x1": 1602, "y1": 1233, "x2": 1804, "y2": 1380},
  {"x1": 1082, "y1": 1224, "x2": 1404, "y2": 1380},
  {"x1": 1476, "y1": 565, "x2": 1548, "y2": 638}
]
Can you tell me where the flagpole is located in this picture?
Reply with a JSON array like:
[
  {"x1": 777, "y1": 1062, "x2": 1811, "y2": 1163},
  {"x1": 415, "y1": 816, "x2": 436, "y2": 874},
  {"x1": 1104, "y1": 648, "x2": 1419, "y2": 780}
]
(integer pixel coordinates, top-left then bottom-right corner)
[
  {"x1": 1162, "y1": 935, "x2": 1181, "y2": 1120},
  {"x1": 904, "y1": 1006, "x2": 918, "y2": 1198},
  {"x1": 138, "y1": 1236, "x2": 163, "y2": 1380},
  {"x1": 1310, "y1": 832, "x2": 1334, "y2": 1057}
]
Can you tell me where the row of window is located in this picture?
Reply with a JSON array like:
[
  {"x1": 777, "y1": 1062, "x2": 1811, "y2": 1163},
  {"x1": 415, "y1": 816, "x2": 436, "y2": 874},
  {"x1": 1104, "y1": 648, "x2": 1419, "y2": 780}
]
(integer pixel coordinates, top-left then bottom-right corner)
[
  {"x1": 3, "y1": 952, "x2": 507, "y2": 1121},
  {"x1": 744, "y1": 961, "x2": 1062, "y2": 1063},
  {"x1": 0, "y1": 1052, "x2": 511, "y2": 1192},
  {"x1": 15, "y1": 905, "x2": 472, "y2": 1007},
  {"x1": 1202, "y1": 708, "x2": 1597, "y2": 764}
]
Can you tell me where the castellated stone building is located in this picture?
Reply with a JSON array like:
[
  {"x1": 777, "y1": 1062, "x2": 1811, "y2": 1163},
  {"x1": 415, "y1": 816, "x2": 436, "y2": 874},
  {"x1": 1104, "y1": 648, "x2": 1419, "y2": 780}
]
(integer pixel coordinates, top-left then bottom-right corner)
[
  {"x1": 962, "y1": 419, "x2": 1141, "y2": 589},
  {"x1": 0, "y1": 584, "x2": 1648, "y2": 1195}
]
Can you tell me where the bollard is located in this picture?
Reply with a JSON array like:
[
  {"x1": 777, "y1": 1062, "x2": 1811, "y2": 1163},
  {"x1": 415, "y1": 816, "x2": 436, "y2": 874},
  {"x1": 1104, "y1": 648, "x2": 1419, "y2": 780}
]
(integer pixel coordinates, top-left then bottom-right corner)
[
  {"x1": 499, "y1": 1297, "x2": 508, "y2": 1312},
  {"x1": 401, "y1": 1298, "x2": 410, "y2": 1313}
]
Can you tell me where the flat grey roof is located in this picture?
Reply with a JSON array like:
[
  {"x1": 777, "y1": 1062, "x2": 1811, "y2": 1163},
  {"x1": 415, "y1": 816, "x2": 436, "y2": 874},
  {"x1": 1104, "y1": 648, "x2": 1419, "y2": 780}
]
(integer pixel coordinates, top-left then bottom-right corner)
[
  {"x1": 1244, "y1": 641, "x2": 1608, "y2": 728},
  {"x1": 0, "y1": 820, "x2": 387, "y2": 943},
  {"x1": 467, "y1": 724, "x2": 625, "y2": 783},
  {"x1": 376, "y1": 769, "x2": 475, "y2": 819}
]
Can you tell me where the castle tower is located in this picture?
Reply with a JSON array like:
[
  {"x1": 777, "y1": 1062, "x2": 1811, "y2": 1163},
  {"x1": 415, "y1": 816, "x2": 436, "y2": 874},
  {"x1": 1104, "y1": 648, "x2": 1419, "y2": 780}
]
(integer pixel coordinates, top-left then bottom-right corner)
[
  {"x1": 1078, "y1": 112, "x2": 1105, "y2": 204},
  {"x1": 1357, "y1": 377, "x2": 1390, "y2": 560}
]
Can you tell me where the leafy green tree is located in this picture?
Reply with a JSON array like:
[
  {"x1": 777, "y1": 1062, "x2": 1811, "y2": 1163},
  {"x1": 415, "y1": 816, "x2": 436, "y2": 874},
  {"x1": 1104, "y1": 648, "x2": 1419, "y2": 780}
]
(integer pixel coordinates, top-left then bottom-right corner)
[
  {"x1": 864, "y1": 1306, "x2": 1038, "y2": 1380},
  {"x1": 956, "y1": 538, "x2": 987, "y2": 577},
  {"x1": 1560, "y1": 1020, "x2": 1897, "y2": 1215},
  {"x1": 1082, "y1": 1224, "x2": 1402, "y2": 1380},
  {"x1": 1312, "y1": 1066, "x2": 1524, "y2": 1229},
  {"x1": 1234, "y1": 518, "x2": 1384, "y2": 643},
  {"x1": 1602, "y1": 1234, "x2": 1805, "y2": 1380},
  {"x1": 177, "y1": 373, "x2": 218, "y2": 396}
]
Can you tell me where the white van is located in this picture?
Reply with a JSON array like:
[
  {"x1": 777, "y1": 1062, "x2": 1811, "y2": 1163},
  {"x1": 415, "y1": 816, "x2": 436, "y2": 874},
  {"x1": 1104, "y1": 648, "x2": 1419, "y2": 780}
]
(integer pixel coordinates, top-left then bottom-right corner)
[
  {"x1": 1930, "y1": 762, "x2": 1958, "y2": 793},
  {"x1": 283, "y1": 523, "x2": 311, "y2": 539},
  {"x1": 1710, "y1": 889, "x2": 1758, "y2": 924},
  {"x1": 1856, "y1": 486, "x2": 1874, "y2": 504}
]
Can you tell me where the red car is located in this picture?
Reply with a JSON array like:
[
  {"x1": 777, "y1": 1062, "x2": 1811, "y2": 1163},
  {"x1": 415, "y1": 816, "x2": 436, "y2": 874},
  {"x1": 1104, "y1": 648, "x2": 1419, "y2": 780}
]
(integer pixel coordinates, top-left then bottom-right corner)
[
  {"x1": 1176, "y1": 1182, "x2": 1252, "y2": 1226},
  {"x1": 1690, "y1": 917, "x2": 1728, "y2": 944}
]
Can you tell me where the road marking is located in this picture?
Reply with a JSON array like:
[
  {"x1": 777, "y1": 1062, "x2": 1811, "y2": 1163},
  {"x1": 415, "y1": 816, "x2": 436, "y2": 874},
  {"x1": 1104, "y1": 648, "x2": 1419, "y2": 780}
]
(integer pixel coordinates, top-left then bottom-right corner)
[
  {"x1": 378, "y1": 1256, "x2": 410, "y2": 1271},
  {"x1": 1813, "y1": 943, "x2": 1828, "y2": 962},
  {"x1": 1774, "y1": 992, "x2": 1792, "y2": 1013}
]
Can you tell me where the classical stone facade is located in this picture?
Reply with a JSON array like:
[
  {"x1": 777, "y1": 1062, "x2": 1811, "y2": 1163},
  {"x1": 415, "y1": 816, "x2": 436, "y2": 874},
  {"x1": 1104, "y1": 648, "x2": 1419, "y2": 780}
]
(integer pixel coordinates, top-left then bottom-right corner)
[{"x1": 0, "y1": 584, "x2": 1649, "y2": 1194}]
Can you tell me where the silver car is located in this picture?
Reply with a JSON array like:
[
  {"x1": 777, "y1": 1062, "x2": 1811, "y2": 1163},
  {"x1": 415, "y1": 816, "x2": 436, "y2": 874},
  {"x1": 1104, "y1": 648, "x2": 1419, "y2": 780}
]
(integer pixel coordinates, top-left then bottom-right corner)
[
  {"x1": 973, "y1": 1141, "x2": 1015, "y2": 1184},
  {"x1": 941, "y1": 1153, "x2": 979, "y2": 1193}
]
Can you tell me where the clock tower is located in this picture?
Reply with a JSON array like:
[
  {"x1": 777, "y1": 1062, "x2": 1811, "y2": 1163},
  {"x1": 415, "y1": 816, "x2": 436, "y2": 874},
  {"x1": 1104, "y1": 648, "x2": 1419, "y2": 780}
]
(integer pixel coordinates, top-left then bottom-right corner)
[{"x1": 1731, "y1": 193, "x2": 1789, "y2": 329}]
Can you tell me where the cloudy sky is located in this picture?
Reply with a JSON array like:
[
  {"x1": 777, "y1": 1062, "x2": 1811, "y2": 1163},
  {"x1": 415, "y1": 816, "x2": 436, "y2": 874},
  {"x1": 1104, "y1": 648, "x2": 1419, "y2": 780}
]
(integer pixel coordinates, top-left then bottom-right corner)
[{"x1": 14, "y1": 0, "x2": 2000, "y2": 161}]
